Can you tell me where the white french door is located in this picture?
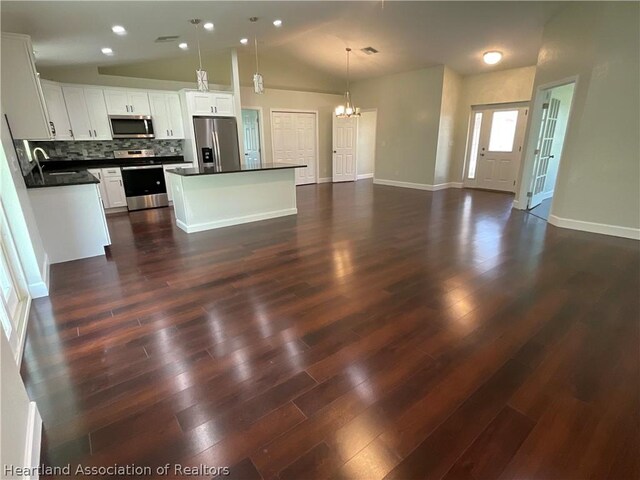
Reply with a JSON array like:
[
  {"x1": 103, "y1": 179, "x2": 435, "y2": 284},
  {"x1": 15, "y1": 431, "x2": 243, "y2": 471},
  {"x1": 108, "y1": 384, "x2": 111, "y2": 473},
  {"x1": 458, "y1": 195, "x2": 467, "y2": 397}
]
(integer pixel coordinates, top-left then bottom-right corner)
[
  {"x1": 272, "y1": 111, "x2": 317, "y2": 186},
  {"x1": 464, "y1": 106, "x2": 528, "y2": 192},
  {"x1": 332, "y1": 116, "x2": 357, "y2": 182},
  {"x1": 0, "y1": 202, "x2": 29, "y2": 362},
  {"x1": 530, "y1": 95, "x2": 561, "y2": 208}
]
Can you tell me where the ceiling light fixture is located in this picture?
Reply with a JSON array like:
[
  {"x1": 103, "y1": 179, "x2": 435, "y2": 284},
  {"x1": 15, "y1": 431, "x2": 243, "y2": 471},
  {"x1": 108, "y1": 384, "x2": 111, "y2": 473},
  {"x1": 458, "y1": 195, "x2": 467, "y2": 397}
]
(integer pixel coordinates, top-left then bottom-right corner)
[
  {"x1": 240, "y1": 38, "x2": 249, "y2": 45},
  {"x1": 204, "y1": 22, "x2": 214, "y2": 31},
  {"x1": 483, "y1": 50, "x2": 503, "y2": 65},
  {"x1": 111, "y1": 25, "x2": 126, "y2": 35},
  {"x1": 179, "y1": 42, "x2": 188, "y2": 50},
  {"x1": 189, "y1": 19, "x2": 208, "y2": 92},
  {"x1": 101, "y1": 47, "x2": 114, "y2": 56},
  {"x1": 335, "y1": 48, "x2": 360, "y2": 118},
  {"x1": 273, "y1": 19, "x2": 282, "y2": 27}
]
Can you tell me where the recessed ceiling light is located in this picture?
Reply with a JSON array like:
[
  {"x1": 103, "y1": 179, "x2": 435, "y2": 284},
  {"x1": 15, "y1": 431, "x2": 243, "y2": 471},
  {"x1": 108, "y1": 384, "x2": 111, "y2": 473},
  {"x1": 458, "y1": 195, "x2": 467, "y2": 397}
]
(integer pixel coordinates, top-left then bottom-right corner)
[
  {"x1": 240, "y1": 38, "x2": 249, "y2": 45},
  {"x1": 204, "y1": 22, "x2": 214, "y2": 31},
  {"x1": 111, "y1": 25, "x2": 126, "y2": 35},
  {"x1": 178, "y1": 42, "x2": 188, "y2": 50},
  {"x1": 483, "y1": 50, "x2": 502, "y2": 65},
  {"x1": 273, "y1": 19, "x2": 282, "y2": 27},
  {"x1": 101, "y1": 47, "x2": 114, "y2": 56}
]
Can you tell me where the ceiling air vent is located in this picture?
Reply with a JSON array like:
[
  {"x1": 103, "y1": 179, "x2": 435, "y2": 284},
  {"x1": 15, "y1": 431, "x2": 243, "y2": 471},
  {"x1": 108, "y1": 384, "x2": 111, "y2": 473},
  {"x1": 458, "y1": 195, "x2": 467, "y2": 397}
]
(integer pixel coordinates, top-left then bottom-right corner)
[
  {"x1": 360, "y1": 46, "x2": 379, "y2": 55},
  {"x1": 155, "y1": 35, "x2": 180, "y2": 43}
]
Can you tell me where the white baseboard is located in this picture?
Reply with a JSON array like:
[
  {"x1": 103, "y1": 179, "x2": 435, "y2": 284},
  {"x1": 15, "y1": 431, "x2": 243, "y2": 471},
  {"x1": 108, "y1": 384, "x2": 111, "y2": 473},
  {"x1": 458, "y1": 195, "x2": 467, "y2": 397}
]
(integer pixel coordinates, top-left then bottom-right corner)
[
  {"x1": 177, "y1": 208, "x2": 298, "y2": 233},
  {"x1": 357, "y1": 173, "x2": 374, "y2": 180},
  {"x1": 548, "y1": 214, "x2": 640, "y2": 240},
  {"x1": 512, "y1": 199, "x2": 522, "y2": 209},
  {"x1": 373, "y1": 178, "x2": 462, "y2": 191},
  {"x1": 24, "y1": 402, "x2": 42, "y2": 480},
  {"x1": 318, "y1": 177, "x2": 332, "y2": 184},
  {"x1": 28, "y1": 253, "x2": 49, "y2": 299}
]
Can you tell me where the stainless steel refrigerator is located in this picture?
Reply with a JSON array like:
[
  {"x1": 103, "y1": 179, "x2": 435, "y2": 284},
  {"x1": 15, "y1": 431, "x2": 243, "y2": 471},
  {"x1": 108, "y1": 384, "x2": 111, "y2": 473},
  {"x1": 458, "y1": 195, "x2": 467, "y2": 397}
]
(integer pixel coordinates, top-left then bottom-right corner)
[{"x1": 193, "y1": 116, "x2": 241, "y2": 170}]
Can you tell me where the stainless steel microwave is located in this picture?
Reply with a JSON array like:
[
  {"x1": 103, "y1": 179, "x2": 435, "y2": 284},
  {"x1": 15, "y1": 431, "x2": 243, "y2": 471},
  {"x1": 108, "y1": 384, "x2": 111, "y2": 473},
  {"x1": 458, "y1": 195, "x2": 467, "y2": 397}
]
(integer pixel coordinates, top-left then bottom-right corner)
[{"x1": 108, "y1": 115, "x2": 155, "y2": 139}]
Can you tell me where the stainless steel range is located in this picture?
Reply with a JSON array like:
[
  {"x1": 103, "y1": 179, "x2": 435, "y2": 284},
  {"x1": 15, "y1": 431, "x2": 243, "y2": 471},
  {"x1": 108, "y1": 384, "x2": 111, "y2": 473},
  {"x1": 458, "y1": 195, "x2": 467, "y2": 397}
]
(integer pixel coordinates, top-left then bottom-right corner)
[{"x1": 115, "y1": 149, "x2": 168, "y2": 211}]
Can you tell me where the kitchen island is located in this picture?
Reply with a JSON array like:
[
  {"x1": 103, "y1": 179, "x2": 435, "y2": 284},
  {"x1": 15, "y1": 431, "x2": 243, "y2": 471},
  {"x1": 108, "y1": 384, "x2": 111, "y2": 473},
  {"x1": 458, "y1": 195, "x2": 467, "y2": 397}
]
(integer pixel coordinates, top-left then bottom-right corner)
[
  {"x1": 166, "y1": 162, "x2": 305, "y2": 233},
  {"x1": 25, "y1": 170, "x2": 111, "y2": 263}
]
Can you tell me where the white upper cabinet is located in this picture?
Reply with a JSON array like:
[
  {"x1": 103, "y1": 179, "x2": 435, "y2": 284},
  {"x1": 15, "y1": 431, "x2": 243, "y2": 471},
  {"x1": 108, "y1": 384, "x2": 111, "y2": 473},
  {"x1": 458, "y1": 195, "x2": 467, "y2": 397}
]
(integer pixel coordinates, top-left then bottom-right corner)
[
  {"x1": 62, "y1": 86, "x2": 112, "y2": 141},
  {"x1": 1, "y1": 33, "x2": 51, "y2": 140},
  {"x1": 104, "y1": 89, "x2": 151, "y2": 116},
  {"x1": 149, "y1": 92, "x2": 184, "y2": 139},
  {"x1": 185, "y1": 91, "x2": 234, "y2": 116},
  {"x1": 84, "y1": 89, "x2": 111, "y2": 140},
  {"x1": 41, "y1": 80, "x2": 73, "y2": 140}
]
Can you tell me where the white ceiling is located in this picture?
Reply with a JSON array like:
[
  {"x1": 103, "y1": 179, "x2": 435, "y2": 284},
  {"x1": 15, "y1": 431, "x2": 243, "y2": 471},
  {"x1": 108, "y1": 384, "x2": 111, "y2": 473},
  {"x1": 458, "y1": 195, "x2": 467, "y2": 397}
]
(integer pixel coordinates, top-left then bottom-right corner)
[{"x1": 1, "y1": 1, "x2": 563, "y2": 79}]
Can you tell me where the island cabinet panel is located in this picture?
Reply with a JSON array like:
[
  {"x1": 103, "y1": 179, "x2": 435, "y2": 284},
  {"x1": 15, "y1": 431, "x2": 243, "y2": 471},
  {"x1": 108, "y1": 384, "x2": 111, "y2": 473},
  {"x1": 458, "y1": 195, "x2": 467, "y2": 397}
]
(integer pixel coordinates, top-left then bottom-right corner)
[{"x1": 169, "y1": 168, "x2": 297, "y2": 233}]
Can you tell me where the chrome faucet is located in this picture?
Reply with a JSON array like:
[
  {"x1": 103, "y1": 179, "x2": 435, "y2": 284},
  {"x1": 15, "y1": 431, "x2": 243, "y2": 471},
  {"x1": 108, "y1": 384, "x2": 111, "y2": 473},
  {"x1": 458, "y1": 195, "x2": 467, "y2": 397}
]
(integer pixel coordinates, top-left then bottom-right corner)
[{"x1": 32, "y1": 147, "x2": 48, "y2": 180}]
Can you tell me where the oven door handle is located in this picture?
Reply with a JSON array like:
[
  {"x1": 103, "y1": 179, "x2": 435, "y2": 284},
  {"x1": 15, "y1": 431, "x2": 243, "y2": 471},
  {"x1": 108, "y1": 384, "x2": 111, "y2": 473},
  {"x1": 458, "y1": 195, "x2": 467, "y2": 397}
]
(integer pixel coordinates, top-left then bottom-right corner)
[{"x1": 122, "y1": 165, "x2": 163, "y2": 170}]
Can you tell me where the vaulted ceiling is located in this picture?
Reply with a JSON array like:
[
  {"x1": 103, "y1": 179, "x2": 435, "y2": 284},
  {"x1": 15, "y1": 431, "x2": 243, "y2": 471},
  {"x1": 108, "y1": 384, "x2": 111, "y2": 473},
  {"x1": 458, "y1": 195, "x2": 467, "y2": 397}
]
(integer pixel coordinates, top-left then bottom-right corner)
[{"x1": 2, "y1": 1, "x2": 563, "y2": 81}]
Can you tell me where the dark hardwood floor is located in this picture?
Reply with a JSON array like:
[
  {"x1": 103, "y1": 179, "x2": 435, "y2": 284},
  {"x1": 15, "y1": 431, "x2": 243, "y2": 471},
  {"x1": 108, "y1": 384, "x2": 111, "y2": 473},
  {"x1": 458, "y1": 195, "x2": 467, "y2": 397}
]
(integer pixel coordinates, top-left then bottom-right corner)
[{"x1": 22, "y1": 181, "x2": 639, "y2": 479}]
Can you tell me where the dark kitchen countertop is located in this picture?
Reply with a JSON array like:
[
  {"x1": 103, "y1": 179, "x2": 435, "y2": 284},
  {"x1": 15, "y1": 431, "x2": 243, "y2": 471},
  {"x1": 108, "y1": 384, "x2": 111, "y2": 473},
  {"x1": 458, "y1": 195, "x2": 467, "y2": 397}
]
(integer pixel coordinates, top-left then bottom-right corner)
[
  {"x1": 40, "y1": 155, "x2": 187, "y2": 171},
  {"x1": 24, "y1": 170, "x2": 100, "y2": 189},
  {"x1": 166, "y1": 162, "x2": 306, "y2": 177}
]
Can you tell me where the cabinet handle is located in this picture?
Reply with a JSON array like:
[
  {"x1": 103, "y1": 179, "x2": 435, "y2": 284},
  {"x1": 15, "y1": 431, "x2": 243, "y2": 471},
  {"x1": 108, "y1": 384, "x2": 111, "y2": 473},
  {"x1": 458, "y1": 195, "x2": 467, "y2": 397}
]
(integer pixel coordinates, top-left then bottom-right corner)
[
  {"x1": 89, "y1": 129, "x2": 93, "y2": 137},
  {"x1": 210, "y1": 106, "x2": 213, "y2": 113},
  {"x1": 167, "y1": 129, "x2": 170, "y2": 136},
  {"x1": 215, "y1": 106, "x2": 218, "y2": 113},
  {"x1": 126, "y1": 105, "x2": 129, "y2": 113},
  {"x1": 69, "y1": 129, "x2": 74, "y2": 137},
  {"x1": 94, "y1": 129, "x2": 97, "y2": 137},
  {"x1": 130, "y1": 105, "x2": 134, "y2": 112},
  {"x1": 119, "y1": 180, "x2": 122, "y2": 187},
  {"x1": 170, "y1": 129, "x2": 173, "y2": 136}
]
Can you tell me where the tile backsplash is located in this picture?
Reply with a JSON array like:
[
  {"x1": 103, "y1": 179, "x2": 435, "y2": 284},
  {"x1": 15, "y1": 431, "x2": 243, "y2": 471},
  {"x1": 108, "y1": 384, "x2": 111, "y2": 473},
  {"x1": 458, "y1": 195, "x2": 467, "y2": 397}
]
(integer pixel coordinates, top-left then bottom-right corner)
[{"x1": 21, "y1": 139, "x2": 184, "y2": 160}]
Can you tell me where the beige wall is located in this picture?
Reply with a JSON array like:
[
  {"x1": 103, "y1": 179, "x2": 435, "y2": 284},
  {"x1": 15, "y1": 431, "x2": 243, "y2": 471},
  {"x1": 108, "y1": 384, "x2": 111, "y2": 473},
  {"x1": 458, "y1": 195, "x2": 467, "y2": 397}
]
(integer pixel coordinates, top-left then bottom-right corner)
[
  {"x1": 95, "y1": 50, "x2": 343, "y2": 95},
  {"x1": 240, "y1": 87, "x2": 342, "y2": 180},
  {"x1": 357, "y1": 110, "x2": 377, "y2": 176},
  {"x1": 435, "y1": 66, "x2": 462, "y2": 184},
  {"x1": 451, "y1": 66, "x2": 536, "y2": 183},
  {"x1": 516, "y1": 2, "x2": 640, "y2": 233},
  {"x1": 352, "y1": 65, "x2": 445, "y2": 185}
]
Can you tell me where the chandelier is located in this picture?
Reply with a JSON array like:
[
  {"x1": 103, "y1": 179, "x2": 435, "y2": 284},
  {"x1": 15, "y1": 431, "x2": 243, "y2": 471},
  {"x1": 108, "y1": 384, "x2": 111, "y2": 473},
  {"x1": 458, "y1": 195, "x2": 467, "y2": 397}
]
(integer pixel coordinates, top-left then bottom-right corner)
[{"x1": 335, "y1": 48, "x2": 360, "y2": 118}]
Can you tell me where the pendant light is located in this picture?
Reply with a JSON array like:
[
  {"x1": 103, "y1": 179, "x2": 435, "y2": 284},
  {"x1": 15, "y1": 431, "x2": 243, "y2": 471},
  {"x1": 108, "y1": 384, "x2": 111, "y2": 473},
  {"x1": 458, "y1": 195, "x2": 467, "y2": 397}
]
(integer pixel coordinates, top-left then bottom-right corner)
[
  {"x1": 253, "y1": 37, "x2": 264, "y2": 94},
  {"x1": 335, "y1": 48, "x2": 360, "y2": 118},
  {"x1": 190, "y1": 19, "x2": 208, "y2": 92}
]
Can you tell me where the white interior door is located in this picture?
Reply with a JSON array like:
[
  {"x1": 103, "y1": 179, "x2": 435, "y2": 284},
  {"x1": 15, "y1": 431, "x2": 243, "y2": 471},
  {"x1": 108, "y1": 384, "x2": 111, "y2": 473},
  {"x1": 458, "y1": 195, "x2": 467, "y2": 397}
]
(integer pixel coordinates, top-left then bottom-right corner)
[
  {"x1": 333, "y1": 117, "x2": 357, "y2": 182},
  {"x1": 242, "y1": 109, "x2": 261, "y2": 164},
  {"x1": 272, "y1": 111, "x2": 317, "y2": 186},
  {"x1": 530, "y1": 96, "x2": 561, "y2": 208},
  {"x1": 464, "y1": 106, "x2": 528, "y2": 192}
]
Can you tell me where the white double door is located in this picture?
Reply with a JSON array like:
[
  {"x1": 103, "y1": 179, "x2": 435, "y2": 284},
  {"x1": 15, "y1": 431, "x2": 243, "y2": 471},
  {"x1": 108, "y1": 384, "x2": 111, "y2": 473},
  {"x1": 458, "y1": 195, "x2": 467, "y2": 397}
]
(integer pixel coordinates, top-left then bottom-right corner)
[
  {"x1": 464, "y1": 106, "x2": 528, "y2": 192},
  {"x1": 272, "y1": 111, "x2": 317, "y2": 185},
  {"x1": 332, "y1": 117, "x2": 358, "y2": 182}
]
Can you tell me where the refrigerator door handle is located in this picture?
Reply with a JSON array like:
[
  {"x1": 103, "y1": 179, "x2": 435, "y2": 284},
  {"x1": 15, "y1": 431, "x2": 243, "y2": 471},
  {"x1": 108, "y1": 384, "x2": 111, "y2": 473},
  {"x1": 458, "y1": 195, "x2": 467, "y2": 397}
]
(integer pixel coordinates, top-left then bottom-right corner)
[{"x1": 213, "y1": 130, "x2": 222, "y2": 168}]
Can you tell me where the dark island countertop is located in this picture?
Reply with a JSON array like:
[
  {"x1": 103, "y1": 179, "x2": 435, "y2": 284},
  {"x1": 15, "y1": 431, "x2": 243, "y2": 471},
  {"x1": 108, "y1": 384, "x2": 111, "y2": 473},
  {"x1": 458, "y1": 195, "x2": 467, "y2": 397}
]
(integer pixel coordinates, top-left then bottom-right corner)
[
  {"x1": 166, "y1": 162, "x2": 306, "y2": 177},
  {"x1": 40, "y1": 155, "x2": 187, "y2": 172},
  {"x1": 24, "y1": 170, "x2": 100, "y2": 189}
]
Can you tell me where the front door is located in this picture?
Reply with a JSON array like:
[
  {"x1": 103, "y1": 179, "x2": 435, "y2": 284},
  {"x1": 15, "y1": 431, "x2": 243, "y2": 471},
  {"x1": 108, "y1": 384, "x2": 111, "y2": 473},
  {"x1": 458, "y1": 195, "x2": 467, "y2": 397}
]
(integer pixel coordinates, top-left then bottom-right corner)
[
  {"x1": 272, "y1": 111, "x2": 317, "y2": 186},
  {"x1": 464, "y1": 106, "x2": 528, "y2": 192},
  {"x1": 332, "y1": 116, "x2": 357, "y2": 182},
  {"x1": 242, "y1": 109, "x2": 261, "y2": 164}
]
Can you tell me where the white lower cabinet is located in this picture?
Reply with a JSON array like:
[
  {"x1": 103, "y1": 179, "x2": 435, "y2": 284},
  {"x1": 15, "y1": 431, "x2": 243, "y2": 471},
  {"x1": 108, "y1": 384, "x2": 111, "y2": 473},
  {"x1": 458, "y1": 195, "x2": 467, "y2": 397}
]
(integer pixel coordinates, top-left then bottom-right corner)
[{"x1": 87, "y1": 167, "x2": 127, "y2": 209}]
